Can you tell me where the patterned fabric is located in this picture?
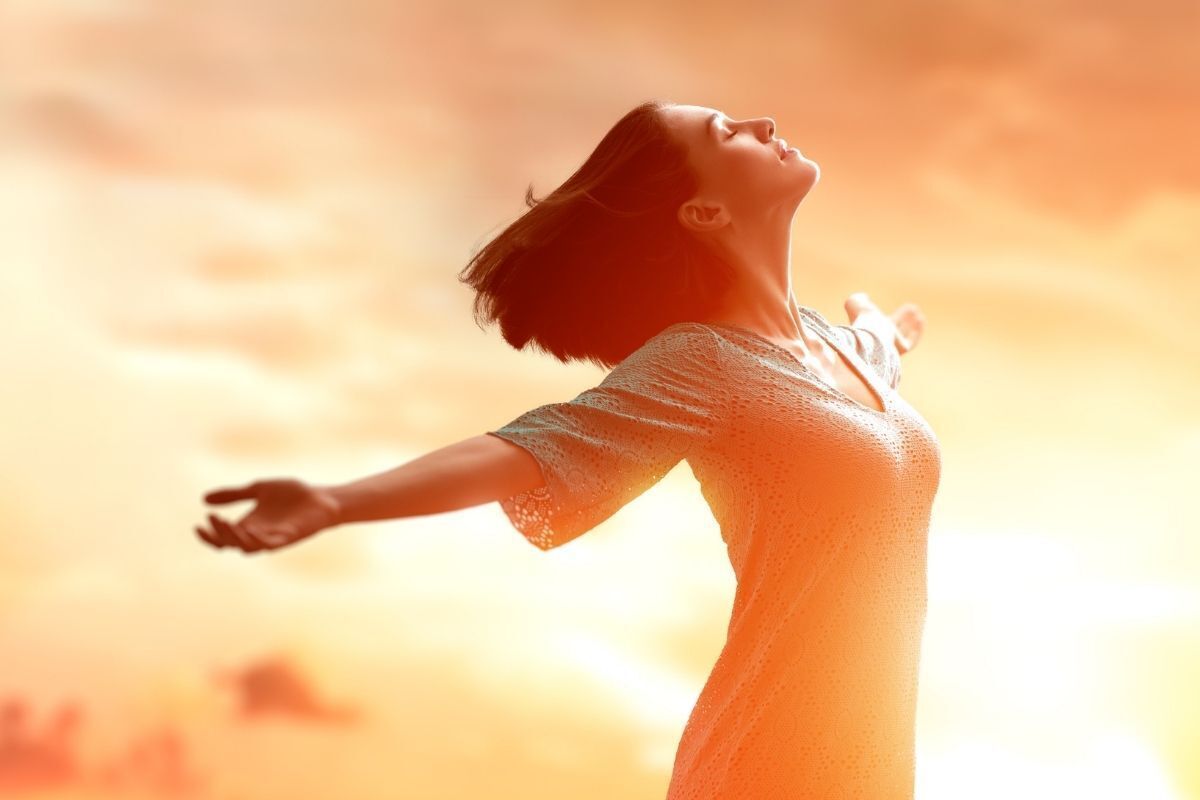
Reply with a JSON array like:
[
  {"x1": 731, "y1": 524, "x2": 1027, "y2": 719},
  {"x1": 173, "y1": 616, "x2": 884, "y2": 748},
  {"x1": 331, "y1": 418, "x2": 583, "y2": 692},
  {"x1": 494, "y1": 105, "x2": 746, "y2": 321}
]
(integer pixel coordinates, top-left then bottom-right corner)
[
  {"x1": 485, "y1": 323, "x2": 727, "y2": 551},
  {"x1": 487, "y1": 305, "x2": 942, "y2": 799},
  {"x1": 826, "y1": 322, "x2": 903, "y2": 390}
]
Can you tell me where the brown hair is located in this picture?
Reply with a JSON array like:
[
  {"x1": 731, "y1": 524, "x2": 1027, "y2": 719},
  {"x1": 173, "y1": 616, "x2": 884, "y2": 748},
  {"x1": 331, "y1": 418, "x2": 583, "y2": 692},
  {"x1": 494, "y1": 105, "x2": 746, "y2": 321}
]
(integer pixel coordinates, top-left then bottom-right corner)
[{"x1": 458, "y1": 99, "x2": 735, "y2": 370}]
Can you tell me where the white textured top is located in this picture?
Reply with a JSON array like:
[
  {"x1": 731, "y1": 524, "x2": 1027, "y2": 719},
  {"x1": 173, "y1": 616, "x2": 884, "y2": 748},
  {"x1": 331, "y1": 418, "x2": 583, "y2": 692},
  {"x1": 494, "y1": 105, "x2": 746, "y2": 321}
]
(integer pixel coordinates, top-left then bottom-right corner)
[{"x1": 487, "y1": 304, "x2": 942, "y2": 799}]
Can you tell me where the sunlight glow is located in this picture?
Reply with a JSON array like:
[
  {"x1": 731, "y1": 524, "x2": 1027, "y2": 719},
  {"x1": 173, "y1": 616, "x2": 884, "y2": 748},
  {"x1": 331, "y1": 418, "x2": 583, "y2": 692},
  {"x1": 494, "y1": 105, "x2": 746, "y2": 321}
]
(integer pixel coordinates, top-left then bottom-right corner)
[{"x1": 917, "y1": 730, "x2": 1181, "y2": 800}]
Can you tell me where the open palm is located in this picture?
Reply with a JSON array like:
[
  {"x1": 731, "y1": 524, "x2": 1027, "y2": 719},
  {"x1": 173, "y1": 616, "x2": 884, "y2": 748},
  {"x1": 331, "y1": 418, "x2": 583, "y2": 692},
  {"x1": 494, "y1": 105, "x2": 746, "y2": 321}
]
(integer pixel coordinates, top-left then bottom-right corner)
[
  {"x1": 887, "y1": 302, "x2": 925, "y2": 355},
  {"x1": 196, "y1": 478, "x2": 341, "y2": 554},
  {"x1": 844, "y1": 292, "x2": 925, "y2": 355}
]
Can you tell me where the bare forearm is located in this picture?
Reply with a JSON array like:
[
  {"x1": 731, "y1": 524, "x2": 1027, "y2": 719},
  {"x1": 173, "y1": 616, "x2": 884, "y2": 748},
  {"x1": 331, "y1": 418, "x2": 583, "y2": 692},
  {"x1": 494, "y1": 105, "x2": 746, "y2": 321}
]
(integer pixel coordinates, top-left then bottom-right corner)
[{"x1": 323, "y1": 433, "x2": 545, "y2": 526}]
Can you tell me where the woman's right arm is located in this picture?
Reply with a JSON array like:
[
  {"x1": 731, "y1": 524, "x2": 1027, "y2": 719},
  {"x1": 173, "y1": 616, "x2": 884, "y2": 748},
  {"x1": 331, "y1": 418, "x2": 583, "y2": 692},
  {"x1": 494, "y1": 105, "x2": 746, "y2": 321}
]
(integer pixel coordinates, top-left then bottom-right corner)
[
  {"x1": 325, "y1": 433, "x2": 545, "y2": 526},
  {"x1": 198, "y1": 434, "x2": 546, "y2": 553}
]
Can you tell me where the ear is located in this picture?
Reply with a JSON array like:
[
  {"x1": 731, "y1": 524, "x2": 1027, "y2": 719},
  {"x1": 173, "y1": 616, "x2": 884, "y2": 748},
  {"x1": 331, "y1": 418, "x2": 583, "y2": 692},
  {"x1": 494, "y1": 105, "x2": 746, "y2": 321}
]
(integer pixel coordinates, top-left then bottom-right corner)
[{"x1": 677, "y1": 196, "x2": 730, "y2": 234}]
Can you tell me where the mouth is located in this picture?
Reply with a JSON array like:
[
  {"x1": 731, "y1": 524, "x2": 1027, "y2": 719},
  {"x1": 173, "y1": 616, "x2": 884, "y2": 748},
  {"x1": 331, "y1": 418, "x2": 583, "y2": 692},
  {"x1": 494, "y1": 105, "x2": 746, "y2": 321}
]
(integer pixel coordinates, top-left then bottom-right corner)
[{"x1": 776, "y1": 138, "x2": 791, "y2": 159}]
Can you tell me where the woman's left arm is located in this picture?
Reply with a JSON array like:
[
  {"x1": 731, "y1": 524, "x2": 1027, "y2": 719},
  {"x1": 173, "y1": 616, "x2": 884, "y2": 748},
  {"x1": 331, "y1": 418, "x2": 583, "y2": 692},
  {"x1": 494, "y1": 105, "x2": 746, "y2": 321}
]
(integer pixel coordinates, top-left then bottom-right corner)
[{"x1": 843, "y1": 292, "x2": 925, "y2": 358}]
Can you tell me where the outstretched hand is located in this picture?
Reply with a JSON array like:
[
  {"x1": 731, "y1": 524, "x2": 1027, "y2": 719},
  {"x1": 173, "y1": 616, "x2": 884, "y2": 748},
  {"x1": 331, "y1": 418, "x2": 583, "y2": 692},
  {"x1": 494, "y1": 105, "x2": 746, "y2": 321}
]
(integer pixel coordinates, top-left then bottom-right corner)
[
  {"x1": 196, "y1": 478, "x2": 342, "y2": 554},
  {"x1": 843, "y1": 292, "x2": 925, "y2": 355}
]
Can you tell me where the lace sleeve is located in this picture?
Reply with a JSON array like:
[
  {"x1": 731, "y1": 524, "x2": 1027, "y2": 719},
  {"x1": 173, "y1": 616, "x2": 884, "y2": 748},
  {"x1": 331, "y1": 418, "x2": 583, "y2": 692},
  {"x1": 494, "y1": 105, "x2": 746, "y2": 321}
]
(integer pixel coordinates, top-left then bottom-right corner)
[
  {"x1": 486, "y1": 324, "x2": 724, "y2": 551},
  {"x1": 827, "y1": 324, "x2": 902, "y2": 390}
]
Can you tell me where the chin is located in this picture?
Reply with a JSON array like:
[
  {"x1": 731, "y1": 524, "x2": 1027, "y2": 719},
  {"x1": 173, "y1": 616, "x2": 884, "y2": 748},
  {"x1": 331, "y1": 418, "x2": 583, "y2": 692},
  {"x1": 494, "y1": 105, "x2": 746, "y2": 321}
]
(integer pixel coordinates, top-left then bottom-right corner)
[
  {"x1": 797, "y1": 159, "x2": 819, "y2": 186},
  {"x1": 787, "y1": 167, "x2": 820, "y2": 205}
]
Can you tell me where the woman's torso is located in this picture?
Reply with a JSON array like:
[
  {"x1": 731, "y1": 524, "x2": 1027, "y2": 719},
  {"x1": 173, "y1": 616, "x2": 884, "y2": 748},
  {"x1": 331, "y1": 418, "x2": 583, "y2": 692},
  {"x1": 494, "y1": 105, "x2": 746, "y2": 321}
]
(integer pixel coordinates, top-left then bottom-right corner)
[{"x1": 664, "y1": 308, "x2": 942, "y2": 799}]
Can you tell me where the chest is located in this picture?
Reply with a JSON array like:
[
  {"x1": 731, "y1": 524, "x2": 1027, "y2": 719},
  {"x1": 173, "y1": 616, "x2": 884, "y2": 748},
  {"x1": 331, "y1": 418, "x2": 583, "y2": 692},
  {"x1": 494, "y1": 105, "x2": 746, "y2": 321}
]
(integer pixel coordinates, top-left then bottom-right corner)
[
  {"x1": 796, "y1": 339, "x2": 886, "y2": 414},
  {"x1": 717, "y1": 359, "x2": 939, "y2": 488}
]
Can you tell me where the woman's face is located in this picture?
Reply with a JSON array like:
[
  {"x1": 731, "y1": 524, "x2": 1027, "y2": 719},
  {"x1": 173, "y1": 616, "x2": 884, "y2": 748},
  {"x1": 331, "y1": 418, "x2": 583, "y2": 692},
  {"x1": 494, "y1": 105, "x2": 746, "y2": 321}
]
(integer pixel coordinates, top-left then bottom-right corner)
[{"x1": 659, "y1": 103, "x2": 819, "y2": 230}]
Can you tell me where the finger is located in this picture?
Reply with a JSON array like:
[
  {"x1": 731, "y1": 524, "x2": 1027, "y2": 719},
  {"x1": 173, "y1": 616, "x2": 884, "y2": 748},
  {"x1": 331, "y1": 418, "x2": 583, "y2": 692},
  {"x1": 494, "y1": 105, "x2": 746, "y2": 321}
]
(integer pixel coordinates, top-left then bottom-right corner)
[
  {"x1": 267, "y1": 524, "x2": 300, "y2": 549},
  {"x1": 228, "y1": 520, "x2": 265, "y2": 554},
  {"x1": 198, "y1": 522, "x2": 231, "y2": 549},
  {"x1": 195, "y1": 525, "x2": 225, "y2": 549},
  {"x1": 233, "y1": 522, "x2": 267, "y2": 553},
  {"x1": 242, "y1": 521, "x2": 279, "y2": 550},
  {"x1": 207, "y1": 514, "x2": 240, "y2": 549},
  {"x1": 844, "y1": 292, "x2": 873, "y2": 314},
  {"x1": 209, "y1": 514, "x2": 260, "y2": 553},
  {"x1": 257, "y1": 521, "x2": 300, "y2": 550},
  {"x1": 204, "y1": 483, "x2": 260, "y2": 505},
  {"x1": 229, "y1": 515, "x2": 267, "y2": 554}
]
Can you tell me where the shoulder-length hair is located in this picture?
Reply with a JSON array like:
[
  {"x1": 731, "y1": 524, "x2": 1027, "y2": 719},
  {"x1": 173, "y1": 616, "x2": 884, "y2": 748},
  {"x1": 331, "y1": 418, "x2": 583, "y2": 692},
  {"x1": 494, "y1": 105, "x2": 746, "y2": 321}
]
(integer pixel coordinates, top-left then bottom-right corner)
[{"x1": 458, "y1": 99, "x2": 735, "y2": 371}]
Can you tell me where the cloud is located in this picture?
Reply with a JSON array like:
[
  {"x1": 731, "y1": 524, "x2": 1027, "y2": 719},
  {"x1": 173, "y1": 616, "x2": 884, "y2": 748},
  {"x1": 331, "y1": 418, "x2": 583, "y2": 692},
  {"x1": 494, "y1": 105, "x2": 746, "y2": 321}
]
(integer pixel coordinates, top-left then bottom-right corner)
[
  {"x1": 1, "y1": 2, "x2": 1197, "y2": 797},
  {"x1": 0, "y1": 694, "x2": 211, "y2": 796},
  {"x1": 212, "y1": 654, "x2": 360, "y2": 725}
]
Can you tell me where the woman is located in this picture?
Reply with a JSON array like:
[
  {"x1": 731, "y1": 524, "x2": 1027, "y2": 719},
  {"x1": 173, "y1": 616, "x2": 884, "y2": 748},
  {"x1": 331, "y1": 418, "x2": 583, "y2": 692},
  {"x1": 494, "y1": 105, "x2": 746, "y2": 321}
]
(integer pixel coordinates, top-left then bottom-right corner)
[{"x1": 196, "y1": 99, "x2": 941, "y2": 799}]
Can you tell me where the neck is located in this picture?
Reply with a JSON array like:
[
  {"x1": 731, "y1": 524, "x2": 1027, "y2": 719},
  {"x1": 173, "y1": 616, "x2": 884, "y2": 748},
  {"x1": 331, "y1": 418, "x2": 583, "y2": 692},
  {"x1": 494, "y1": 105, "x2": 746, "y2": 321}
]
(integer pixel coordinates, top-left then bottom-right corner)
[{"x1": 700, "y1": 205, "x2": 813, "y2": 343}]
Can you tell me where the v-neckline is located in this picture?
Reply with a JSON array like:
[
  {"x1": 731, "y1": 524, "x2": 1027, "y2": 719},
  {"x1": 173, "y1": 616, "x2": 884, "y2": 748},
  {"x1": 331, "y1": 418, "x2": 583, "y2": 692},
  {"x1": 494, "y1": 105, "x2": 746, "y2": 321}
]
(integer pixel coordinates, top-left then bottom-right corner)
[{"x1": 700, "y1": 313, "x2": 890, "y2": 416}]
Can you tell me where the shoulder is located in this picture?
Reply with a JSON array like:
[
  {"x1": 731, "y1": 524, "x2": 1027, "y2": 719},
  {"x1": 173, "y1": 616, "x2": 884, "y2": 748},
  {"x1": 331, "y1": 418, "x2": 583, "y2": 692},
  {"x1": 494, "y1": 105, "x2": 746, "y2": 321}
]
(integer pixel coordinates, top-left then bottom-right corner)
[
  {"x1": 653, "y1": 321, "x2": 725, "y2": 350},
  {"x1": 798, "y1": 305, "x2": 856, "y2": 349},
  {"x1": 796, "y1": 305, "x2": 836, "y2": 334},
  {"x1": 602, "y1": 322, "x2": 725, "y2": 387},
  {"x1": 646, "y1": 322, "x2": 729, "y2": 369}
]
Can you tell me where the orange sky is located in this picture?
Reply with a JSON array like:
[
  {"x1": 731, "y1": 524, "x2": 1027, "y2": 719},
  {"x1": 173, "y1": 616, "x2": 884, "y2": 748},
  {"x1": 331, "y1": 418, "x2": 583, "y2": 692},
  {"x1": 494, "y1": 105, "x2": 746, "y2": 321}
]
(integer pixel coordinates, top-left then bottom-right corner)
[{"x1": 1, "y1": 1, "x2": 1198, "y2": 798}]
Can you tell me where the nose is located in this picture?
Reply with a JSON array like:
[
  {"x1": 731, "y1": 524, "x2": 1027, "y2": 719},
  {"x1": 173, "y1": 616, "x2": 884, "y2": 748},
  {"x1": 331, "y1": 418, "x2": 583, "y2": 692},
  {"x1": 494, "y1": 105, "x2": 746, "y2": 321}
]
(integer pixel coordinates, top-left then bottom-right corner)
[{"x1": 753, "y1": 116, "x2": 776, "y2": 141}]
